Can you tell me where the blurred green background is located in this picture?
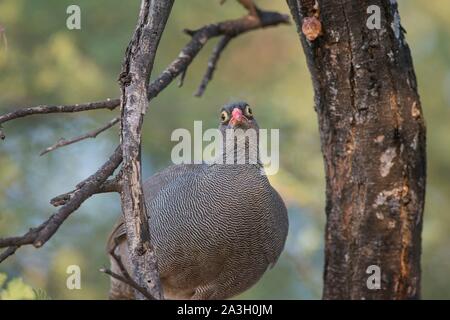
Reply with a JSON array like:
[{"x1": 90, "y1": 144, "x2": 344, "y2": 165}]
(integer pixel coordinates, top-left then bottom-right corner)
[{"x1": 0, "y1": 0, "x2": 448, "y2": 299}]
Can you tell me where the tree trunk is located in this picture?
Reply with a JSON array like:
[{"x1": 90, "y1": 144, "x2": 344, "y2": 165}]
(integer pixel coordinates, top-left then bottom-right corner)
[
  {"x1": 119, "y1": 0, "x2": 174, "y2": 300},
  {"x1": 287, "y1": 0, "x2": 426, "y2": 299}
]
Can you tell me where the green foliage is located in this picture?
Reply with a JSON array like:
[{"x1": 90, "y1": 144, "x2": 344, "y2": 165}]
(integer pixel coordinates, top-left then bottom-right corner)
[{"x1": 0, "y1": 273, "x2": 50, "y2": 300}]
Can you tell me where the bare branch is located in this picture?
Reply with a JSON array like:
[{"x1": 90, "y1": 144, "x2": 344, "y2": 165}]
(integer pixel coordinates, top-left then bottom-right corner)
[
  {"x1": 100, "y1": 267, "x2": 155, "y2": 300},
  {"x1": 237, "y1": 0, "x2": 258, "y2": 17},
  {"x1": 0, "y1": 225, "x2": 46, "y2": 248},
  {"x1": 40, "y1": 117, "x2": 120, "y2": 156},
  {"x1": 0, "y1": 6, "x2": 288, "y2": 137},
  {"x1": 103, "y1": 243, "x2": 156, "y2": 299},
  {"x1": 0, "y1": 99, "x2": 119, "y2": 124},
  {"x1": 148, "y1": 8, "x2": 289, "y2": 99},
  {"x1": 178, "y1": 68, "x2": 188, "y2": 88},
  {"x1": 50, "y1": 176, "x2": 122, "y2": 207},
  {"x1": 195, "y1": 35, "x2": 233, "y2": 97},
  {"x1": 0, "y1": 0, "x2": 289, "y2": 294},
  {"x1": 0, "y1": 99, "x2": 120, "y2": 139},
  {"x1": 108, "y1": 243, "x2": 131, "y2": 281},
  {"x1": 118, "y1": 0, "x2": 174, "y2": 300},
  {"x1": 0, "y1": 147, "x2": 122, "y2": 260},
  {"x1": 0, "y1": 246, "x2": 17, "y2": 263}
]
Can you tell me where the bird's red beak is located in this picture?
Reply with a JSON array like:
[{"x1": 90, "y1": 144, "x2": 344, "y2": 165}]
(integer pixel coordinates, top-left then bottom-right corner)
[{"x1": 229, "y1": 108, "x2": 248, "y2": 127}]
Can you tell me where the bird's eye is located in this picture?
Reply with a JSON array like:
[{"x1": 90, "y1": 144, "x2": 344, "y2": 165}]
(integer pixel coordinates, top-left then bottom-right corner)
[
  {"x1": 220, "y1": 111, "x2": 229, "y2": 123},
  {"x1": 245, "y1": 105, "x2": 253, "y2": 117}
]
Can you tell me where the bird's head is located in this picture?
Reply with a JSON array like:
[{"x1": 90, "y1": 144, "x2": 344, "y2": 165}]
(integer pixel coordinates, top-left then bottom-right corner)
[
  {"x1": 218, "y1": 101, "x2": 259, "y2": 132},
  {"x1": 217, "y1": 102, "x2": 261, "y2": 165}
]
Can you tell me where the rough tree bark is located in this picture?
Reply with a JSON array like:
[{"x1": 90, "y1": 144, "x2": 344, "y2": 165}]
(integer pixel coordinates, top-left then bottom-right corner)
[
  {"x1": 287, "y1": 0, "x2": 426, "y2": 299},
  {"x1": 119, "y1": 0, "x2": 174, "y2": 300}
]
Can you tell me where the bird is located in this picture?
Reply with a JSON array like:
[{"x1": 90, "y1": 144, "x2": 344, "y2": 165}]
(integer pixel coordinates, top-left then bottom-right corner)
[{"x1": 107, "y1": 101, "x2": 289, "y2": 300}]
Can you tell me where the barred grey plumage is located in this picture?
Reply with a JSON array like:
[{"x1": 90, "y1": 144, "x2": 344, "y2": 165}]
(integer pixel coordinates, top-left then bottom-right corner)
[{"x1": 107, "y1": 102, "x2": 288, "y2": 299}]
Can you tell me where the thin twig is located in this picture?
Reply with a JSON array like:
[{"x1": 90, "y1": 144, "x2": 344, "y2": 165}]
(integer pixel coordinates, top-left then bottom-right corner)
[
  {"x1": 107, "y1": 241, "x2": 146, "y2": 298},
  {"x1": 0, "y1": 2, "x2": 289, "y2": 266},
  {"x1": 0, "y1": 99, "x2": 119, "y2": 125},
  {"x1": 51, "y1": 176, "x2": 122, "y2": 207},
  {"x1": 104, "y1": 216, "x2": 156, "y2": 300},
  {"x1": 100, "y1": 267, "x2": 155, "y2": 300},
  {"x1": 0, "y1": 147, "x2": 122, "y2": 256},
  {"x1": 148, "y1": 9, "x2": 289, "y2": 100},
  {"x1": 40, "y1": 117, "x2": 120, "y2": 156},
  {"x1": 118, "y1": 0, "x2": 175, "y2": 300},
  {"x1": 0, "y1": 246, "x2": 17, "y2": 263},
  {"x1": 0, "y1": 99, "x2": 119, "y2": 139},
  {"x1": 178, "y1": 68, "x2": 187, "y2": 87},
  {"x1": 0, "y1": 8, "x2": 288, "y2": 138},
  {"x1": 109, "y1": 245, "x2": 131, "y2": 281},
  {"x1": 237, "y1": 0, "x2": 258, "y2": 17},
  {"x1": 195, "y1": 35, "x2": 233, "y2": 97}
]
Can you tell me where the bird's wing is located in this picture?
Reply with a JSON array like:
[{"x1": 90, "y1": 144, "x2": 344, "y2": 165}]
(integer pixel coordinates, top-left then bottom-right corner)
[
  {"x1": 264, "y1": 185, "x2": 289, "y2": 269},
  {"x1": 106, "y1": 164, "x2": 196, "y2": 253}
]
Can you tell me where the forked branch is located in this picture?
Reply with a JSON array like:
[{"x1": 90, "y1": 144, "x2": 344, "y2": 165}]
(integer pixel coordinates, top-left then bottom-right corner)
[
  {"x1": 0, "y1": 147, "x2": 122, "y2": 260},
  {"x1": 40, "y1": 117, "x2": 120, "y2": 156},
  {"x1": 0, "y1": 0, "x2": 289, "y2": 299},
  {"x1": 0, "y1": 3, "x2": 288, "y2": 140}
]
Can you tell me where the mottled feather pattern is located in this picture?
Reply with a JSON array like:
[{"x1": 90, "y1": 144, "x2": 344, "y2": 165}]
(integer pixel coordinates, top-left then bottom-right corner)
[{"x1": 108, "y1": 103, "x2": 288, "y2": 299}]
